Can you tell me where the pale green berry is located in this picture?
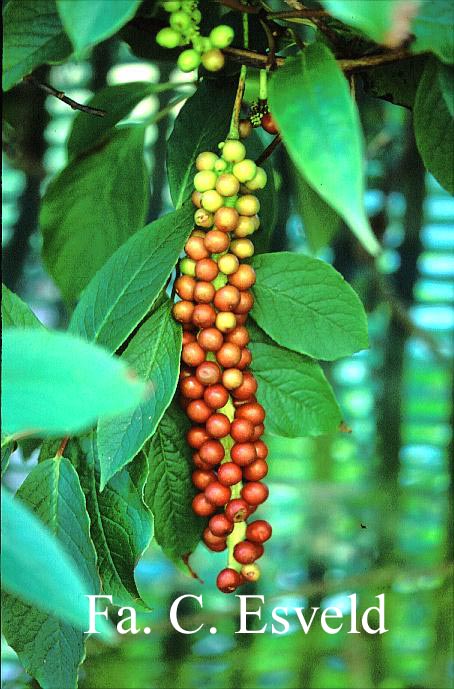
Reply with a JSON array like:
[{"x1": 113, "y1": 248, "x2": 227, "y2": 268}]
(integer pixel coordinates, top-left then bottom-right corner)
[
  {"x1": 180, "y1": 257, "x2": 196, "y2": 276},
  {"x1": 236, "y1": 194, "x2": 260, "y2": 216},
  {"x1": 216, "y1": 173, "x2": 240, "y2": 197},
  {"x1": 201, "y1": 189, "x2": 224, "y2": 212},
  {"x1": 177, "y1": 48, "x2": 201, "y2": 72},
  {"x1": 162, "y1": 1, "x2": 181, "y2": 12},
  {"x1": 201, "y1": 48, "x2": 225, "y2": 72},
  {"x1": 196, "y1": 151, "x2": 218, "y2": 171},
  {"x1": 156, "y1": 27, "x2": 181, "y2": 49},
  {"x1": 222, "y1": 140, "x2": 246, "y2": 163},
  {"x1": 210, "y1": 25, "x2": 234, "y2": 49},
  {"x1": 170, "y1": 10, "x2": 192, "y2": 32},
  {"x1": 245, "y1": 166, "x2": 267, "y2": 191},
  {"x1": 191, "y1": 8, "x2": 202, "y2": 23},
  {"x1": 232, "y1": 159, "x2": 257, "y2": 183},
  {"x1": 194, "y1": 170, "x2": 217, "y2": 192},
  {"x1": 214, "y1": 158, "x2": 227, "y2": 173}
]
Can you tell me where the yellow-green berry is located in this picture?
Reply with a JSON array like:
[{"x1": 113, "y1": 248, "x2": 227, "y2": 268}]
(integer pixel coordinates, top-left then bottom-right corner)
[
  {"x1": 180, "y1": 257, "x2": 196, "y2": 276},
  {"x1": 156, "y1": 27, "x2": 181, "y2": 48},
  {"x1": 209, "y1": 25, "x2": 234, "y2": 49},
  {"x1": 245, "y1": 167, "x2": 267, "y2": 191},
  {"x1": 201, "y1": 190, "x2": 224, "y2": 212},
  {"x1": 196, "y1": 151, "x2": 218, "y2": 171},
  {"x1": 170, "y1": 10, "x2": 192, "y2": 32},
  {"x1": 177, "y1": 48, "x2": 201, "y2": 72},
  {"x1": 231, "y1": 238, "x2": 254, "y2": 258},
  {"x1": 236, "y1": 194, "x2": 260, "y2": 216},
  {"x1": 202, "y1": 48, "x2": 225, "y2": 72},
  {"x1": 194, "y1": 170, "x2": 217, "y2": 192},
  {"x1": 222, "y1": 140, "x2": 246, "y2": 163},
  {"x1": 233, "y1": 159, "x2": 257, "y2": 183}
]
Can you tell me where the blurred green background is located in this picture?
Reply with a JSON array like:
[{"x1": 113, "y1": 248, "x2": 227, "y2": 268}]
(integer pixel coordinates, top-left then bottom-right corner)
[{"x1": 2, "y1": 37, "x2": 453, "y2": 689}]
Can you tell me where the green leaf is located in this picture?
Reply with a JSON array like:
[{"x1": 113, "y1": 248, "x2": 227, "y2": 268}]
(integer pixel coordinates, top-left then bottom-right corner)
[
  {"x1": 268, "y1": 42, "x2": 380, "y2": 256},
  {"x1": 41, "y1": 126, "x2": 148, "y2": 302},
  {"x1": 249, "y1": 340, "x2": 341, "y2": 438},
  {"x1": 1, "y1": 439, "x2": 14, "y2": 476},
  {"x1": 1, "y1": 284, "x2": 44, "y2": 328},
  {"x1": 97, "y1": 298, "x2": 182, "y2": 488},
  {"x1": 411, "y1": 0, "x2": 454, "y2": 64},
  {"x1": 144, "y1": 403, "x2": 203, "y2": 563},
  {"x1": 250, "y1": 252, "x2": 368, "y2": 361},
  {"x1": 67, "y1": 81, "x2": 180, "y2": 158},
  {"x1": 56, "y1": 0, "x2": 141, "y2": 56},
  {"x1": 77, "y1": 434, "x2": 153, "y2": 607},
  {"x1": 414, "y1": 59, "x2": 454, "y2": 195},
  {"x1": 361, "y1": 54, "x2": 428, "y2": 109},
  {"x1": 2, "y1": 458, "x2": 103, "y2": 689},
  {"x1": 293, "y1": 169, "x2": 341, "y2": 252},
  {"x1": 70, "y1": 204, "x2": 193, "y2": 352},
  {"x1": 2, "y1": 0, "x2": 72, "y2": 92},
  {"x1": 1, "y1": 328, "x2": 147, "y2": 438},
  {"x1": 167, "y1": 77, "x2": 236, "y2": 208},
  {"x1": 322, "y1": 0, "x2": 401, "y2": 46}
]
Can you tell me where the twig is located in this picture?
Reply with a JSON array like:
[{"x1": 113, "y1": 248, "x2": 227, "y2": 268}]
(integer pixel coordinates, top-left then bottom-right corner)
[
  {"x1": 227, "y1": 12, "x2": 249, "y2": 140},
  {"x1": 259, "y1": 17, "x2": 277, "y2": 69},
  {"x1": 267, "y1": 9, "x2": 328, "y2": 19},
  {"x1": 55, "y1": 436, "x2": 69, "y2": 458},
  {"x1": 255, "y1": 134, "x2": 282, "y2": 165},
  {"x1": 24, "y1": 76, "x2": 106, "y2": 117},
  {"x1": 219, "y1": 0, "x2": 260, "y2": 12}
]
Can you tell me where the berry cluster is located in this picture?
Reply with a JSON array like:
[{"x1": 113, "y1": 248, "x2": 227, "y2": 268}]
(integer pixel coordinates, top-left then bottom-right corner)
[
  {"x1": 156, "y1": 1, "x2": 234, "y2": 73},
  {"x1": 172, "y1": 139, "x2": 272, "y2": 593}
]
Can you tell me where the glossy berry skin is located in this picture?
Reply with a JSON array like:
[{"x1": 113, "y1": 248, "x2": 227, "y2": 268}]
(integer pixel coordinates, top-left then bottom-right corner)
[
  {"x1": 237, "y1": 348, "x2": 252, "y2": 370},
  {"x1": 217, "y1": 462, "x2": 242, "y2": 486},
  {"x1": 225, "y1": 498, "x2": 249, "y2": 522},
  {"x1": 195, "y1": 258, "x2": 219, "y2": 281},
  {"x1": 254, "y1": 440, "x2": 268, "y2": 460},
  {"x1": 196, "y1": 361, "x2": 221, "y2": 386},
  {"x1": 209, "y1": 513, "x2": 234, "y2": 536},
  {"x1": 175, "y1": 275, "x2": 196, "y2": 301},
  {"x1": 216, "y1": 312, "x2": 237, "y2": 333},
  {"x1": 235, "y1": 402, "x2": 266, "y2": 425},
  {"x1": 185, "y1": 236, "x2": 209, "y2": 261},
  {"x1": 231, "y1": 442, "x2": 257, "y2": 467},
  {"x1": 192, "y1": 493, "x2": 216, "y2": 517},
  {"x1": 203, "y1": 528, "x2": 227, "y2": 551},
  {"x1": 192, "y1": 303, "x2": 216, "y2": 329},
  {"x1": 233, "y1": 540, "x2": 261, "y2": 564},
  {"x1": 214, "y1": 207, "x2": 239, "y2": 233},
  {"x1": 216, "y1": 342, "x2": 242, "y2": 368},
  {"x1": 222, "y1": 368, "x2": 243, "y2": 390},
  {"x1": 173, "y1": 301, "x2": 194, "y2": 324},
  {"x1": 234, "y1": 291, "x2": 254, "y2": 314},
  {"x1": 180, "y1": 375, "x2": 204, "y2": 400},
  {"x1": 182, "y1": 341, "x2": 205, "y2": 367},
  {"x1": 182, "y1": 331, "x2": 196, "y2": 346},
  {"x1": 214, "y1": 285, "x2": 241, "y2": 312},
  {"x1": 232, "y1": 372, "x2": 257, "y2": 401},
  {"x1": 186, "y1": 399, "x2": 213, "y2": 424},
  {"x1": 198, "y1": 327, "x2": 224, "y2": 352},
  {"x1": 252, "y1": 423, "x2": 265, "y2": 441},
  {"x1": 206, "y1": 412, "x2": 230, "y2": 439},
  {"x1": 192, "y1": 469, "x2": 216, "y2": 490},
  {"x1": 203, "y1": 384, "x2": 229, "y2": 410},
  {"x1": 228, "y1": 264, "x2": 256, "y2": 290},
  {"x1": 194, "y1": 281, "x2": 216, "y2": 304},
  {"x1": 241, "y1": 481, "x2": 269, "y2": 506},
  {"x1": 205, "y1": 481, "x2": 231, "y2": 506},
  {"x1": 246, "y1": 520, "x2": 272, "y2": 543},
  {"x1": 230, "y1": 418, "x2": 255, "y2": 443},
  {"x1": 226, "y1": 325, "x2": 249, "y2": 348},
  {"x1": 216, "y1": 567, "x2": 242, "y2": 593},
  {"x1": 261, "y1": 112, "x2": 279, "y2": 134},
  {"x1": 187, "y1": 426, "x2": 210, "y2": 449},
  {"x1": 243, "y1": 458, "x2": 268, "y2": 481},
  {"x1": 199, "y1": 439, "x2": 225, "y2": 465},
  {"x1": 218, "y1": 253, "x2": 240, "y2": 276},
  {"x1": 192, "y1": 452, "x2": 212, "y2": 471},
  {"x1": 204, "y1": 229, "x2": 230, "y2": 253}
]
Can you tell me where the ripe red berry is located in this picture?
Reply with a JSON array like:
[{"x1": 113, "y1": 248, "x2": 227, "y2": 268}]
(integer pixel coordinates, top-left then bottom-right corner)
[
  {"x1": 254, "y1": 440, "x2": 268, "y2": 460},
  {"x1": 192, "y1": 452, "x2": 212, "y2": 470},
  {"x1": 198, "y1": 327, "x2": 224, "y2": 352},
  {"x1": 196, "y1": 258, "x2": 219, "y2": 281},
  {"x1": 232, "y1": 372, "x2": 257, "y2": 401},
  {"x1": 241, "y1": 481, "x2": 269, "y2": 505},
  {"x1": 192, "y1": 493, "x2": 216, "y2": 517},
  {"x1": 228, "y1": 264, "x2": 256, "y2": 290},
  {"x1": 204, "y1": 481, "x2": 231, "y2": 506},
  {"x1": 186, "y1": 399, "x2": 213, "y2": 424},
  {"x1": 206, "y1": 412, "x2": 230, "y2": 438},
  {"x1": 182, "y1": 331, "x2": 196, "y2": 346},
  {"x1": 246, "y1": 519, "x2": 272, "y2": 543},
  {"x1": 216, "y1": 342, "x2": 242, "y2": 368},
  {"x1": 182, "y1": 341, "x2": 206, "y2": 367},
  {"x1": 199, "y1": 439, "x2": 225, "y2": 465},
  {"x1": 226, "y1": 326, "x2": 250, "y2": 348},
  {"x1": 203, "y1": 383, "x2": 230, "y2": 410},
  {"x1": 231, "y1": 442, "x2": 257, "y2": 466},
  {"x1": 235, "y1": 402, "x2": 265, "y2": 425},
  {"x1": 252, "y1": 423, "x2": 265, "y2": 440},
  {"x1": 209, "y1": 513, "x2": 234, "y2": 536},
  {"x1": 214, "y1": 206, "x2": 239, "y2": 232},
  {"x1": 185, "y1": 236, "x2": 209, "y2": 261},
  {"x1": 194, "y1": 281, "x2": 216, "y2": 304},
  {"x1": 225, "y1": 498, "x2": 249, "y2": 522},
  {"x1": 237, "y1": 348, "x2": 252, "y2": 370},
  {"x1": 196, "y1": 361, "x2": 221, "y2": 385},
  {"x1": 192, "y1": 303, "x2": 216, "y2": 329},
  {"x1": 175, "y1": 276, "x2": 196, "y2": 301},
  {"x1": 216, "y1": 567, "x2": 242, "y2": 593},
  {"x1": 192, "y1": 469, "x2": 216, "y2": 490},
  {"x1": 235, "y1": 291, "x2": 254, "y2": 314},
  {"x1": 203, "y1": 528, "x2": 227, "y2": 550},
  {"x1": 180, "y1": 375, "x2": 204, "y2": 400},
  {"x1": 233, "y1": 540, "x2": 261, "y2": 564},
  {"x1": 230, "y1": 418, "x2": 255, "y2": 443},
  {"x1": 214, "y1": 285, "x2": 241, "y2": 312},
  {"x1": 187, "y1": 426, "x2": 210, "y2": 449},
  {"x1": 243, "y1": 458, "x2": 268, "y2": 481},
  {"x1": 173, "y1": 300, "x2": 194, "y2": 324},
  {"x1": 261, "y1": 111, "x2": 279, "y2": 134},
  {"x1": 217, "y1": 462, "x2": 242, "y2": 486}
]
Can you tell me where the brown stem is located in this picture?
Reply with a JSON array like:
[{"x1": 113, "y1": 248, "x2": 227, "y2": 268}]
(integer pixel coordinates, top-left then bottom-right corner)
[
  {"x1": 255, "y1": 134, "x2": 282, "y2": 165},
  {"x1": 55, "y1": 436, "x2": 69, "y2": 458},
  {"x1": 218, "y1": 0, "x2": 260, "y2": 13},
  {"x1": 267, "y1": 9, "x2": 328, "y2": 19},
  {"x1": 24, "y1": 76, "x2": 106, "y2": 117},
  {"x1": 259, "y1": 17, "x2": 277, "y2": 69}
]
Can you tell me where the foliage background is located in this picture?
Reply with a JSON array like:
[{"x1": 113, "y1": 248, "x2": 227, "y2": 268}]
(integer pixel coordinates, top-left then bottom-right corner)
[{"x1": 2, "y1": 2, "x2": 454, "y2": 688}]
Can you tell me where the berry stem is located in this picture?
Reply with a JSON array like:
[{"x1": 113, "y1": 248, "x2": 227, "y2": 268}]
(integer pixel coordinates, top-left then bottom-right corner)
[
  {"x1": 227, "y1": 11, "x2": 249, "y2": 141},
  {"x1": 259, "y1": 69, "x2": 267, "y2": 101}
]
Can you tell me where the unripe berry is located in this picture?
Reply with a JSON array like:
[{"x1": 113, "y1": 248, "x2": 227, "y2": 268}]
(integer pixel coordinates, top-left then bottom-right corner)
[
  {"x1": 245, "y1": 167, "x2": 267, "y2": 191},
  {"x1": 216, "y1": 311, "x2": 237, "y2": 333},
  {"x1": 214, "y1": 285, "x2": 241, "y2": 312},
  {"x1": 194, "y1": 170, "x2": 217, "y2": 192},
  {"x1": 222, "y1": 140, "x2": 246, "y2": 163},
  {"x1": 196, "y1": 151, "x2": 218, "y2": 171},
  {"x1": 218, "y1": 253, "x2": 240, "y2": 275},
  {"x1": 206, "y1": 412, "x2": 230, "y2": 438},
  {"x1": 231, "y1": 442, "x2": 257, "y2": 466},
  {"x1": 243, "y1": 458, "x2": 268, "y2": 481},
  {"x1": 214, "y1": 158, "x2": 228, "y2": 173},
  {"x1": 196, "y1": 361, "x2": 221, "y2": 385},
  {"x1": 236, "y1": 194, "x2": 260, "y2": 216},
  {"x1": 156, "y1": 27, "x2": 181, "y2": 49},
  {"x1": 231, "y1": 238, "x2": 254, "y2": 259},
  {"x1": 226, "y1": 325, "x2": 249, "y2": 348},
  {"x1": 235, "y1": 402, "x2": 265, "y2": 425},
  {"x1": 178, "y1": 49, "x2": 201, "y2": 72},
  {"x1": 192, "y1": 469, "x2": 216, "y2": 490},
  {"x1": 180, "y1": 375, "x2": 204, "y2": 400},
  {"x1": 163, "y1": 2, "x2": 181, "y2": 12},
  {"x1": 202, "y1": 48, "x2": 225, "y2": 72},
  {"x1": 192, "y1": 492, "x2": 216, "y2": 517},
  {"x1": 233, "y1": 540, "x2": 261, "y2": 564},
  {"x1": 241, "y1": 481, "x2": 269, "y2": 505},
  {"x1": 203, "y1": 383, "x2": 229, "y2": 409},
  {"x1": 232, "y1": 159, "x2": 257, "y2": 183},
  {"x1": 182, "y1": 341, "x2": 205, "y2": 367},
  {"x1": 170, "y1": 10, "x2": 192, "y2": 32},
  {"x1": 222, "y1": 367, "x2": 243, "y2": 390},
  {"x1": 237, "y1": 347, "x2": 252, "y2": 370},
  {"x1": 241, "y1": 563, "x2": 261, "y2": 582},
  {"x1": 216, "y1": 567, "x2": 242, "y2": 593},
  {"x1": 214, "y1": 206, "x2": 239, "y2": 233},
  {"x1": 216, "y1": 173, "x2": 240, "y2": 197},
  {"x1": 186, "y1": 399, "x2": 212, "y2": 424},
  {"x1": 195, "y1": 258, "x2": 219, "y2": 281},
  {"x1": 187, "y1": 426, "x2": 210, "y2": 449},
  {"x1": 210, "y1": 24, "x2": 234, "y2": 49},
  {"x1": 261, "y1": 111, "x2": 279, "y2": 134},
  {"x1": 192, "y1": 303, "x2": 216, "y2": 328},
  {"x1": 194, "y1": 208, "x2": 214, "y2": 228},
  {"x1": 193, "y1": 281, "x2": 215, "y2": 304},
  {"x1": 225, "y1": 498, "x2": 249, "y2": 522},
  {"x1": 198, "y1": 327, "x2": 223, "y2": 352},
  {"x1": 180, "y1": 257, "x2": 196, "y2": 276},
  {"x1": 234, "y1": 215, "x2": 256, "y2": 238},
  {"x1": 230, "y1": 418, "x2": 255, "y2": 443},
  {"x1": 201, "y1": 189, "x2": 224, "y2": 212},
  {"x1": 205, "y1": 480, "x2": 231, "y2": 506},
  {"x1": 239, "y1": 118, "x2": 253, "y2": 139},
  {"x1": 199, "y1": 439, "x2": 225, "y2": 465},
  {"x1": 217, "y1": 462, "x2": 242, "y2": 486},
  {"x1": 216, "y1": 341, "x2": 242, "y2": 368},
  {"x1": 172, "y1": 300, "x2": 194, "y2": 324},
  {"x1": 185, "y1": 236, "x2": 209, "y2": 261},
  {"x1": 228, "y1": 264, "x2": 256, "y2": 290},
  {"x1": 204, "y1": 229, "x2": 230, "y2": 253},
  {"x1": 246, "y1": 519, "x2": 272, "y2": 543},
  {"x1": 209, "y1": 513, "x2": 234, "y2": 536}
]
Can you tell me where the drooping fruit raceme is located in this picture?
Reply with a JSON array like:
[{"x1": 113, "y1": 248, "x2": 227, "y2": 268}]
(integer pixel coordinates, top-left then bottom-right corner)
[
  {"x1": 156, "y1": 1, "x2": 234, "y2": 73},
  {"x1": 172, "y1": 138, "x2": 271, "y2": 593}
]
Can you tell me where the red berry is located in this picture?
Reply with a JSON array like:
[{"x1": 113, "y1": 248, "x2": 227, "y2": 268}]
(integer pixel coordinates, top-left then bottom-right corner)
[
  {"x1": 254, "y1": 440, "x2": 268, "y2": 460},
  {"x1": 182, "y1": 331, "x2": 196, "y2": 346},
  {"x1": 217, "y1": 462, "x2": 242, "y2": 486},
  {"x1": 203, "y1": 528, "x2": 227, "y2": 551},
  {"x1": 237, "y1": 348, "x2": 252, "y2": 370},
  {"x1": 216, "y1": 567, "x2": 242, "y2": 593},
  {"x1": 186, "y1": 399, "x2": 212, "y2": 424},
  {"x1": 235, "y1": 290, "x2": 254, "y2": 314},
  {"x1": 194, "y1": 281, "x2": 216, "y2": 304},
  {"x1": 204, "y1": 384, "x2": 230, "y2": 409},
  {"x1": 192, "y1": 493, "x2": 216, "y2": 517},
  {"x1": 173, "y1": 300, "x2": 195, "y2": 324},
  {"x1": 243, "y1": 458, "x2": 268, "y2": 481},
  {"x1": 209, "y1": 513, "x2": 234, "y2": 536},
  {"x1": 246, "y1": 519, "x2": 272, "y2": 543},
  {"x1": 187, "y1": 426, "x2": 210, "y2": 449},
  {"x1": 185, "y1": 235, "x2": 210, "y2": 261},
  {"x1": 196, "y1": 361, "x2": 221, "y2": 386},
  {"x1": 235, "y1": 402, "x2": 265, "y2": 425},
  {"x1": 180, "y1": 375, "x2": 204, "y2": 400},
  {"x1": 192, "y1": 303, "x2": 216, "y2": 329},
  {"x1": 261, "y1": 111, "x2": 279, "y2": 135},
  {"x1": 175, "y1": 276, "x2": 196, "y2": 301},
  {"x1": 192, "y1": 452, "x2": 212, "y2": 470},
  {"x1": 230, "y1": 418, "x2": 255, "y2": 443},
  {"x1": 226, "y1": 326, "x2": 250, "y2": 348},
  {"x1": 199, "y1": 439, "x2": 225, "y2": 466},
  {"x1": 233, "y1": 540, "x2": 261, "y2": 564},
  {"x1": 241, "y1": 481, "x2": 269, "y2": 505},
  {"x1": 192, "y1": 469, "x2": 216, "y2": 490},
  {"x1": 252, "y1": 423, "x2": 265, "y2": 440},
  {"x1": 204, "y1": 229, "x2": 230, "y2": 253},
  {"x1": 196, "y1": 258, "x2": 219, "y2": 281},
  {"x1": 198, "y1": 327, "x2": 224, "y2": 352},
  {"x1": 206, "y1": 412, "x2": 230, "y2": 438},
  {"x1": 214, "y1": 285, "x2": 241, "y2": 312},
  {"x1": 225, "y1": 498, "x2": 249, "y2": 522},
  {"x1": 205, "y1": 481, "x2": 231, "y2": 506},
  {"x1": 182, "y1": 342, "x2": 206, "y2": 367},
  {"x1": 231, "y1": 442, "x2": 257, "y2": 467},
  {"x1": 216, "y1": 342, "x2": 242, "y2": 368},
  {"x1": 232, "y1": 372, "x2": 257, "y2": 401},
  {"x1": 228, "y1": 264, "x2": 256, "y2": 290}
]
